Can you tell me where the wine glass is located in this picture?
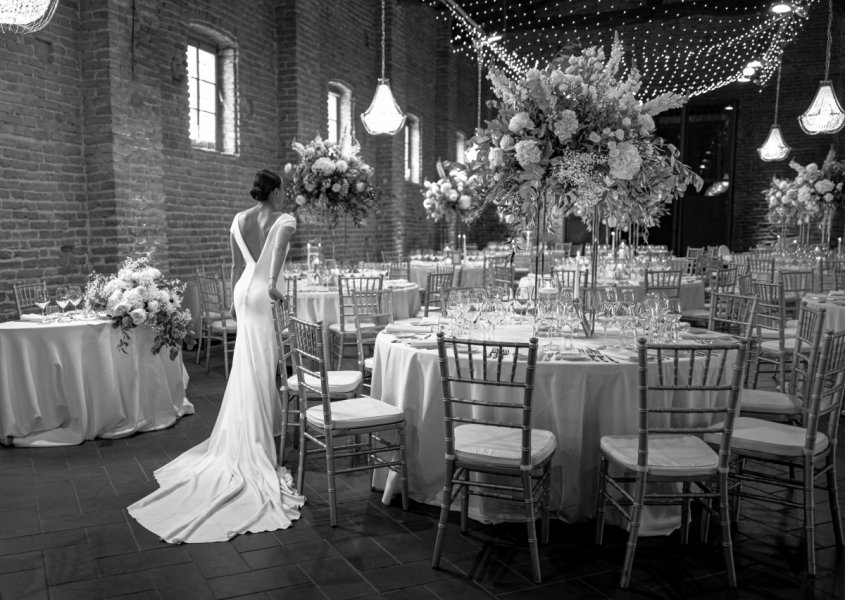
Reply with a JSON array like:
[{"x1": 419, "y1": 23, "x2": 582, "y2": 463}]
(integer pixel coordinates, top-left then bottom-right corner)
[
  {"x1": 68, "y1": 286, "x2": 83, "y2": 314},
  {"x1": 666, "y1": 297, "x2": 682, "y2": 341},
  {"x1": 33, "y1": 288, "x2": 50, "y2": 323},
  {"x1": 514, "y1": 286, "x2": 532, "y2": 321},
  {"x1": 55, "y1": 286, "x2": 69, "y2": 318}
]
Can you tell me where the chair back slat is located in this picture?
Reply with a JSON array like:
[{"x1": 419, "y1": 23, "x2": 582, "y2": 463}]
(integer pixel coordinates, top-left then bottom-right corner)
[
  {"x1": 196, "y1": 273, "x2": 232, "y2": 326},
  {"x1": 13, "y1": 281, "x2": 48, "y2": 318},
  {"x1": 752, "y1": 280, "x2": 786, "y2": 347},
  {"x1": 636, "y1": 338, "x2": 747, "y2": 472},
  {"x1": 644, "y1": 269, "x2": 682, "y2": 298},
  {"x1": 748, "y1": 257, "x2": 775, "y2": 283},
  {"x1": 708, "y1": 292, "x2": 757, "y2": 341},
  {"x1": 424, "y1": 270, "x2": 455, "y2": 316},
  {"x1": 436, "y1": 333, "x2": 539, "y2": 469},
  {"x1": 336, "y1": 275, "x2": 383, "y2": 331},
  {"x1": 805, "y1": 330, "x2": 845, "y2": 452}
]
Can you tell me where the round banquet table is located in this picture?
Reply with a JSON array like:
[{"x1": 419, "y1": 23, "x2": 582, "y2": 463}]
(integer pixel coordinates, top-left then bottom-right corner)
[
  {"x1": 296, "y1": 280, "x2": 421, "y2": 324},
  {"x1": 370, "y1": 321, "x2": 736, "y2": 535},
  {"x1": 0, "y1": 317, "x2": 192, "y2": 447},
  {"x1": 519, "y1": 274, "x2": 706, "y2": 311},
  {"x1": 408, "y1": 260, "x2": 486, "y2": 290},
  {"x1": 804, "y1": 295, "x2": 845, "y2": 332}
]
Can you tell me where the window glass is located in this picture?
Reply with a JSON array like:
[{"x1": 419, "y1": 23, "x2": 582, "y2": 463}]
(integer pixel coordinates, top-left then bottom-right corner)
[{"x1": 327, "y1": 90, "x2": 340, "y2": 145}]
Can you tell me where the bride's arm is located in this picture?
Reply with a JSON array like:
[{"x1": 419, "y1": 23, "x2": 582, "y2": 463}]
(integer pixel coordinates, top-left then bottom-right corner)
[
  {"x1": 229, "y1": 233, "x2": 245, "y2": 318},
  {"x1": 268, "y1": 221, "x2": 296, "y2": 301}
]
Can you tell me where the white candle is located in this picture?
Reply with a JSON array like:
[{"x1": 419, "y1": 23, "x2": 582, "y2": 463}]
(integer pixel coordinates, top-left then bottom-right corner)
[
  {"x1": 839, "y1": 237, "x2": 842, "y2": 255},
  {"x1": 573, "y1": 251, "x2": 581, "y2": 299}
]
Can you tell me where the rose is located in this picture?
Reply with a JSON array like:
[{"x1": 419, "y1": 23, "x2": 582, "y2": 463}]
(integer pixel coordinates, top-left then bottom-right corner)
[
  {"x1": 508, "y1": 111, "x2": 535, "y2": 133},
  {"x1": 311, "y1": 157, "x2": 336, "y2": 176},
  {"x1": 295, "y1": 194, "x2": 307, "y2": 205},
  {"x1": 355, "y1": 181, "x2": 366, "y2": 192},
  {"x1": 499, "y1": 134, "x2": 514, "y2": 149},
  {"x1": 488, "y1": 147, "x2": 505, "y2": 168},
  {"x1": 514, "y1": 140, "x2": 542, "y2": 168},
  {"x1": 588, "y1": 131, "x2": 602, "y2": 144},
  {"x1": 113, "y1": 301, "x2": 131, "y2": 317},
  {"x1": 130, "y1": 308, "x2": 147, "y2": 325},
  {"x1": 815, "y1": 179, "x2": 835, "y2": 194},
  {"x1": 458, "y1": 195, "x2": 471, "y2": 210},
  {"x1": 553, "y1": 109, "x2": 579, "y2": 143},
  {"x1": 334, "y1": 159, "x2": 348, "y2": 173},
  {"x1": 331, "y1": 183, "x2": 341, "y2": 193}
]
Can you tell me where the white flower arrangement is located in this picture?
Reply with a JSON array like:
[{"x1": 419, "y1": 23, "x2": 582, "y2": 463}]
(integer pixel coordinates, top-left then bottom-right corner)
[
  {"x1": 466, "y1": 33, "x2": 702, "y2": 234},
  {"x1": 422, "y1": 161, "x2": 480, "y2": 222},
  {"x1": 86, "y1": 257, "x2": 192, "y2": 359},
  {"x1": 766, "y1": 148, "x2": 845, "y2": 227},
  {"x1": 282, "y1": 135, "x2": 379, "y2": 229}
]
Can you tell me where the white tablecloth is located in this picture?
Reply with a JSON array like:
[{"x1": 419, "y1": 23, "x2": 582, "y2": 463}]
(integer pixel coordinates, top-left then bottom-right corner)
[
  {"x1": 296, "y1": 282, "x2": 421, "y2": 325},
  {"x1": 370, "y1": 322, "x2": 734, "y2": 535},
  {"x1": 804, "y1": 296, "x2": 845, "y2": 332},
  {"x1": 409, "y1": 261, "x2": 486, "y2": 290},
  {"x1": 0, "y1": 318, "x2": 192, "y2": 447}
]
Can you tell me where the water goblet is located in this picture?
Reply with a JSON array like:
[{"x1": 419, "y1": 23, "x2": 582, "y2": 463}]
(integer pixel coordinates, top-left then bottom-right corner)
[
  {"x1": 34, "y1": 288, "x2": 50, "y2": 323},
  {"x1": 665, "y1": 297, "x2": 682, "y2": 341},
  {"x1": 68, "y1": 285, "x2": 83, "y2": 314},
  {"x1": 514, "y1": 286, "x2": 532, "y2": 321},
  {"x1": 45, "y1": 305, "x2": 61, "y2": 324},
  {"x1": 55, "y1": 286, "x2": 69, "y2": 320}
]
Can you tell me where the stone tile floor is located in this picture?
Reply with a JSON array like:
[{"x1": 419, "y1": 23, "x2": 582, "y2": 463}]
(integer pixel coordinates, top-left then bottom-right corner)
[{"x1": 1, "y1": 350, "x2": 844, "y2": 599}]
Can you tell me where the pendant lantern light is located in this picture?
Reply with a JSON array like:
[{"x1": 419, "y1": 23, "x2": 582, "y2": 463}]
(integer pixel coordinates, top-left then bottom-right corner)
[
  {"x1": 798, "y1": 0, "x2": 845, "y2": 135},
  {"x1": 758, "y1": 59, "x2": 791, "y2": 161},
  {"x1": 0, "y1": 0, "x2": 59, "y2": 33},
  {"x1": 360, "y1": 0, "x2": 406, "y2": 136}
]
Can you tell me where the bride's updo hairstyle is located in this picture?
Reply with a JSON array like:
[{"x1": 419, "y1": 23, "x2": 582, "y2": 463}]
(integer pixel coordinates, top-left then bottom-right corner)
[{"x1": 249, "y1": 169, "x2": 282, "y2": 203}]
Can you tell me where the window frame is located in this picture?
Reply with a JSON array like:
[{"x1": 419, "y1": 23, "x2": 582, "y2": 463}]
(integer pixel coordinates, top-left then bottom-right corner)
[
  {"x1": 327, "y1": 81, "x2": 353, "y2": 148},
  {"x1": 404, "y1": 114, "x2": 421, "y2": 183}
]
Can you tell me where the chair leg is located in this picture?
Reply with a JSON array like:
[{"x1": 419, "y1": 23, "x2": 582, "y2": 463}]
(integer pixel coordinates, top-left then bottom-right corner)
[
  {"x1": 680, "y1": 481, "x2": 691, "y2": 545},
  {"x1": 541, "y1": 463, "x2": 551, "y2": 544},
  {"x1": 205, "y1": 333, "x2": 213, "y2": 373},
  {"x1": 223, "y1": 332, "x2": 230, "y2": 379},
  {"x1": 296, "y1": 419, "x2": 307, "y2": 495},
  {"x1": 718, "y1": 473, "x2": 737, "y2": 587},
  {"x1": 325, "y1": 432, "x2": 338, "y2": 527},
  {"x1": 195, "y1": 324, "x2": 204, "y2": 365},
  {"x1": 432, "y1": 459, "x2": 456, "y2": 570},
  {"x1": 595, "y1": 455, "x2": 609, "y2": 545},
  {"x1": 826, "y1": 458, "x2": 844, "y2": 547},
  {"x1": 521, "y1": 471, "x2": 541, "y2": 585},
  {"x1": 399, "y1": 424, "x2": 409, "y2": 511},
  {"x1": 278, "y1": 389, "x2": 289, "y2": 466},
  {"x1": 804, "y1": 459, "x2": 816, "y2": 576},
  {"x1": 459, "y1": 469, "x2": 469, "y2": 533},
  {"x1": 619, "y1": 471, "x2": 647, "y2": 589}
]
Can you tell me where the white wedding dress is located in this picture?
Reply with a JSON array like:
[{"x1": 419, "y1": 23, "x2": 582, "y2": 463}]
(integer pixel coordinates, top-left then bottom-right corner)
[{"x1": 128, "y1": 212, "x2": 304, "y2": 543}]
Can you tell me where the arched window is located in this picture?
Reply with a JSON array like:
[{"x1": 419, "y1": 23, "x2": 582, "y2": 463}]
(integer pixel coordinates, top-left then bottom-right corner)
[
  {"x1": 404, "y1": 114, "x2": 421, "y2": 183},
  {"x1": 187, "y1": 24, "x2": 238, "y2": 154},
  {"x1": 327, "y1": 81, "x2": 352, "y2": 147}
]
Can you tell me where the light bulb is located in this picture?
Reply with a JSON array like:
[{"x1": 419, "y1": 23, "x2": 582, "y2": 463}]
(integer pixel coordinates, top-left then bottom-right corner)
[{"x1": 770, "y1": 2, "x2": 793, "y2": 14}]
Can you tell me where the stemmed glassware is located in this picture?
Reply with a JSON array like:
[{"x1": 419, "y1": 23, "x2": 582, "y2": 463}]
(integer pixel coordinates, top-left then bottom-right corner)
[
  {"x1": 34, "y1": 288, "x2": 50, "y2": 323},
  {"x1": 55, "y1": 286, "x2": 69, "y2": 320},
  {"x1": 514, "y1": 286, "x2": 532, "y2": 321},
  {"x1": 560, "y1": 300, "x2": 581, "y2": 351},
  {"x1": 68, "y1": 286, "x2": 83, "y2": 314},
  {"x1": 665, "y1": 298, "x2": 682, "y2": 342}
]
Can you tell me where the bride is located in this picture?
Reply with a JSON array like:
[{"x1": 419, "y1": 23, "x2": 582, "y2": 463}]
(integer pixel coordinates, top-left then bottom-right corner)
[{"x1": 128, "y1": 169, "x2": 304, "y2": 543}]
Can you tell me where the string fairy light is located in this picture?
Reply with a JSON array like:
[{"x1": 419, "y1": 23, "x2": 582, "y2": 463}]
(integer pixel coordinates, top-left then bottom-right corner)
[{"x1": 422, "y1": 0, "x2": 820, "y2": 100}]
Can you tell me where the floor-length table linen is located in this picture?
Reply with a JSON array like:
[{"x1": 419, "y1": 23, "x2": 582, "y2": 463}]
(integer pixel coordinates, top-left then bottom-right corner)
[
  {"x1": 0, "y1": 318, "x2": 191, "y2": 447},
  {"x1": 370, "y1": 322, "x2": 735, "y2": 535}
]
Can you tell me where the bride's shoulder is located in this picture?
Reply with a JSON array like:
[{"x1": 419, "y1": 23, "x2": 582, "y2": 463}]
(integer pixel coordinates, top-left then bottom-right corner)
[{"x1": 274, "y1": 212, "x2": 297, "y2": 228}]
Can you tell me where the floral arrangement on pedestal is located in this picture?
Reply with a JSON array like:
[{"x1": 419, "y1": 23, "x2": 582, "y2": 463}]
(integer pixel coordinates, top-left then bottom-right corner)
[
  {"x1": 465, "y1": 34, "x2": 702, "y2": 234},
  {"x1": 282, "y1": 135, "x2": 379, "y2": 229},
  {"x1": 85, "y1": 257, "x2": 193, "y2": 359},
  {"x1": 422, "y1": 161, "x2": 480, "y2": 222},
  {"x1": 766, "y1": 148, "x2": 845, "y2": 244}
]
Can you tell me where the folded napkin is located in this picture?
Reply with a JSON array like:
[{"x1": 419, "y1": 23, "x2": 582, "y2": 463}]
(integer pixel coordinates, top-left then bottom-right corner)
[
  {"x1": 19, "y1": 314, "x2": 43, "y2": 322},
  {"x1": 384, "y1": 323, "x2": 432, "y2": 335},
  {"x1": 405, "y1": 338, "x2": 439, "y2": 349}
]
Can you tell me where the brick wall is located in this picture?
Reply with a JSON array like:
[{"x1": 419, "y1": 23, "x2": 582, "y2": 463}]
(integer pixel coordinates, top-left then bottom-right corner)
[{"x1": 1, "y1": 1, "x2": 842, "y2": 320}]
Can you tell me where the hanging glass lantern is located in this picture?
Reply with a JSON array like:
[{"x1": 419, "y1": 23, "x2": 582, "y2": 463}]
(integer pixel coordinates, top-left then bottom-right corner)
[
  {"x1": 360, "y1": 0, "x2": 406, "y2": 136},
  {"x1": 758, "y1": 60, "x2": 791, "y2": 161},
  {"x1": 798, "y1": 0, "x2": 845, "y2": 135}
]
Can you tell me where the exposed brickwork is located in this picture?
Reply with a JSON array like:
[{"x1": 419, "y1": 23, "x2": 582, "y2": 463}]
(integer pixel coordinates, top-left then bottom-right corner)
[{"x1": 0, "y1": 1, "x2": 842, "y2": 321}]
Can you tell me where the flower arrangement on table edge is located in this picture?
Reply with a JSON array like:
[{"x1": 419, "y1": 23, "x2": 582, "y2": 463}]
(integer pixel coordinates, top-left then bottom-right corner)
[
  {"x1": 85, "y1": 256, "x2": 194, "y2": 360},
  {"x1": 766, "y1": 148, "x2": 845, "y2": 228},
  {"x1": 421, "y1": 160, "x2": 481, "y2": 223},
  {"x1": 462, "y1": 33, "x2": 703, "y2": 238},
  {"x1": 282, "y1": 135, "x2": 381, "y2": 230}
]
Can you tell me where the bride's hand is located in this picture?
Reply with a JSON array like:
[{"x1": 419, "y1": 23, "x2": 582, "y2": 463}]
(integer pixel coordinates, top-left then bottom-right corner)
[
  {"x1": 230, "y1": 304, "x2": 237, "y2": 320},
  {"x1": 269, "y1": 287, "x2": 285, "y2": 302}
]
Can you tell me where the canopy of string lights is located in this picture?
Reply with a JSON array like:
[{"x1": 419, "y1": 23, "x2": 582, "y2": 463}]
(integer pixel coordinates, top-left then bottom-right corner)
[{"x1": 423, "y1": 0, "x2": 821, "y2": 99}]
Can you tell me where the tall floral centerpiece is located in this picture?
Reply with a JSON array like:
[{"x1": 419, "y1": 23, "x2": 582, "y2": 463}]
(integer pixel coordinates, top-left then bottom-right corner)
[
  {"x1": 789, "y1": 148, "x2": 845, "y2": 246},
  {"x1": 282, "y1": 135, "x2": 380, "y2": 259},
  {"x1": 466, "y1": 34, "x2": 702, "y2": 254},
  {"x1": 85, "y1": 256, "x2": 193, "y2": 360},
  {"x1": 422, "y1": 160, "x2": 480, "y2": 250}
]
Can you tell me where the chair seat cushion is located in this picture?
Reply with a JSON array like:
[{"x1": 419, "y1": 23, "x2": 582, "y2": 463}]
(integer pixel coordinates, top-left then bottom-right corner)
[
  {"x1": 760, "y1": 337, "x2": 801, "y2": 354},
  {"x1": 287, "y1": 370, "x2": 362, "y2": 395},
  {"x1": 755, "y1": 327, "x2": 797, "y2": 341},
  {"x1": 739, "y1": 388, "x2": 802, "y2": 416},
  {"x1": 328, "y1": 321, "x2": 376, "y2": 334},
  {"x1": 364, "y1": 356, "x2": 374, "y2": 371},
  {"x1": 209, "y1": 319, "x2": 237, "y2": 333},
  {"x1": 600, "y1": 434, "x2": 718, "y2": 477},
  {"x1": 306, "y1": 396, "x2": 404, "y2": 429},
  {"x1": 681, "y1": 308, "x2": 710, "y2": 321},
  {"x1": 454, "y1": 424, "x2": 557, "y2": 469},
  {"x1": 704, "y1": 417, "x2": 829, "y2": 457}
]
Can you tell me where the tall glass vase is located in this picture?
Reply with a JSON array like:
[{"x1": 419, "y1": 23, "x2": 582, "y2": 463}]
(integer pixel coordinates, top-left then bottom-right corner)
[{"x1": 821, "y1": 206, "x2": 835, "y2": 248}]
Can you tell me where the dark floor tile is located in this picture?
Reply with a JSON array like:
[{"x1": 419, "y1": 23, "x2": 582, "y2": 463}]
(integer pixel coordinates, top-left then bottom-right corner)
[
  {"x1": 0, "y1": 507, "x2": 40, "y2": 539},
  {"x1": 0, "y1": 567, "x2": 48, "y2": 600},
  {"x1": 265, "y1": 583, "x2": 325, "y2": 599},
  {"x1": 0, "y1": 529, "x2": 86, "y2": 557},
  {"x1": 0, "y1": 489, "x2": 37, "y2": 512},
  {"x1": 186, "y1": 542, "x2": 251, "y2": 578},
  {"x1": 39, "y1": 508, "x2": 125, "y2": 533},
  {"x1": 364, "y1": 560, "x2": 461, "y2": 593},
  {"x1": 97, "y1": 546, "x2": 192, "y2": 576},
  {"x1": 229, "y1": 531, "x2": 282, "y2": 553},
  {"x1": 499, "y1": 577, "x2": 605, "y2": 600},
  {"x1": 206, "y1": 564, "x2": 310, "y2": 599},
  {"x1": 148, "y1": 563, "x2": 215, "y2": 599},
  {"x1": 43, "y1": 543, "x2": 97, "y2": 585},
  {"x1": 299, "y1": 556, "x2": 378, "y2": 600},
  {"x1": 423, "y1": 578, "x2": 496, "y2": 599},
  {"x1": 47, "y1": 572, "x2": 157, "y2": 600},
  {"x1": 329, "y1": 535, "x2": 398, "y2": 571},
  {"x1": 86, "y1": 521, "x2": 140, "y2": 557},
  {"x1": 241, "y1": 539, "x2": 339, "y2": 569},
  {"x1": 0, "y1": 550, "x2": 43, "y2": 575}
]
